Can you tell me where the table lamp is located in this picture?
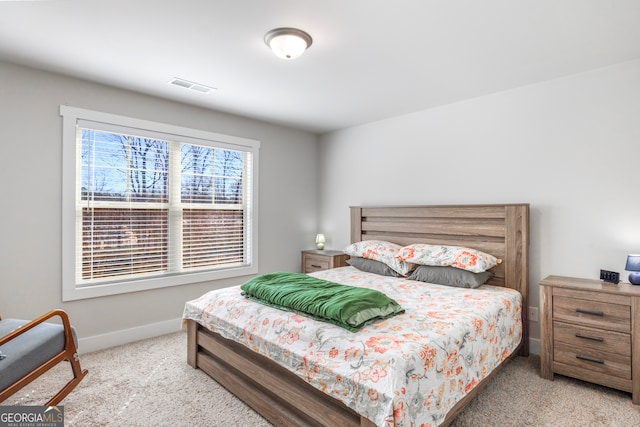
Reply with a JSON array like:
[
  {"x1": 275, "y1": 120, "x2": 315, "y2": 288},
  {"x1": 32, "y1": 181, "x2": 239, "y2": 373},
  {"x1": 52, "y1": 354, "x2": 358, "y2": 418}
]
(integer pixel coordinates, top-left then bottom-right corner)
[
  {"x1": 315, "y1": 234, "x2": 325, "y2": 250},
  {"x1": 625, "y1": 254, "x2": 640, "y2": 285}
]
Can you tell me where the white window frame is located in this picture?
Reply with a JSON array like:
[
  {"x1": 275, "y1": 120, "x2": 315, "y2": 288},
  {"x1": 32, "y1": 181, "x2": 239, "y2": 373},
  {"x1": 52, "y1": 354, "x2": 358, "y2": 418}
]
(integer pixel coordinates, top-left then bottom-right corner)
[{"x1": 61, "y1": 105, "x2": 260, "y2": 301}]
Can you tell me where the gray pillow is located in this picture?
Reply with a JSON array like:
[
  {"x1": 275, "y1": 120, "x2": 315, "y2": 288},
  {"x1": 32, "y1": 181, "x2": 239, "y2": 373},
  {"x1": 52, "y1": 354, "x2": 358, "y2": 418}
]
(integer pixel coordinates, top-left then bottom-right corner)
[
  {"x1": 407, "y1": 265, "x2": 492, "y2": 288},
  {"x1": 347, "y1": 257, "x2": 403, "y2": 277}
]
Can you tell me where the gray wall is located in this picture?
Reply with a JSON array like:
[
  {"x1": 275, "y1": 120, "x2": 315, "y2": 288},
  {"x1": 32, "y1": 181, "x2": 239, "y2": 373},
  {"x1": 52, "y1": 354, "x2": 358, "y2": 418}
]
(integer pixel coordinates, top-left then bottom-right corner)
[
  {"x1": 0, "y1": 61, "x2": 319, "y2": 350},
  {"x1": 4, "y1": 57, "x2": 639, "y2": 355},
  {"x1": 318, "y1": 59, "x2": 640, "y2": 353}
]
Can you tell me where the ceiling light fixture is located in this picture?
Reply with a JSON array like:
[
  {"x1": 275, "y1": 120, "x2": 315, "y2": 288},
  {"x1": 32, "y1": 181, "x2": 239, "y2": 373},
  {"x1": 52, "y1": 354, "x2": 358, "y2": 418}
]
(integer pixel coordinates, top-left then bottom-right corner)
[{"x1": 264, "y1": 27, "x2": 313, "y2": 60}]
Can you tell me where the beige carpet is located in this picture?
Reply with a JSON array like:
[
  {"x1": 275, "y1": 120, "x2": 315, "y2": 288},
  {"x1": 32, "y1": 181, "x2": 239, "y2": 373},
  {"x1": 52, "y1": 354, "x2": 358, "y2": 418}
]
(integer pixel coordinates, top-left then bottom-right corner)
[{"x1": 6, "y1": 331, "x2": 640, "y2": 426}]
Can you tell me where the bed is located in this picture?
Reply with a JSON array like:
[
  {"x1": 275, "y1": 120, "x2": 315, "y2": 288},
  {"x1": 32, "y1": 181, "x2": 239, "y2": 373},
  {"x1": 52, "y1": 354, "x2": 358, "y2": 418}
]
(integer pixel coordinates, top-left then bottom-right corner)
[{"x1": 184, "y1": 204, "x2": 529, "y2": 426}]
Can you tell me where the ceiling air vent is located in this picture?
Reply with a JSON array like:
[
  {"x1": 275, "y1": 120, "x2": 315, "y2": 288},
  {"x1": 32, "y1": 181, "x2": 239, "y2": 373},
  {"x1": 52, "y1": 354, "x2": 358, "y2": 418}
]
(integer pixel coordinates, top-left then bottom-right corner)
[{"x1": 168, "y1": 77, "x2": 216, "y2": 94}]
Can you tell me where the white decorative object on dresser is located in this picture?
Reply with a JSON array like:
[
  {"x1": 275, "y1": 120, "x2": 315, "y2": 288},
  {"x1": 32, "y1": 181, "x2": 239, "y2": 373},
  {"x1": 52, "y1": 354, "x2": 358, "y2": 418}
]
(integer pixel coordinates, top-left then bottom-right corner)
[{"x1": 540, "y1": 275, "x2": 640, "y2": 404}]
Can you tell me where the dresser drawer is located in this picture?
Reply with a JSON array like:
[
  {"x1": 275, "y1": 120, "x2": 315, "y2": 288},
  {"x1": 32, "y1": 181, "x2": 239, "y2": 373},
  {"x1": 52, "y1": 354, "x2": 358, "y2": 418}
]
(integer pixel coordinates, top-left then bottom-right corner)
[
  {"x1": 554, "y1": 341, "x2": 631, "y2": 381},
  {"x1": 304, "y1": 255, "x2": 330, "y2": 272},
  {"x1": 553, "y1": 289, "x2": 631, "y2": 332},
  {"x1": 553, "y1": 321, "x2": 630, "y2": 356},
  {"x1": 301, "y1": 250, "x2": 349, "y2": 273}
]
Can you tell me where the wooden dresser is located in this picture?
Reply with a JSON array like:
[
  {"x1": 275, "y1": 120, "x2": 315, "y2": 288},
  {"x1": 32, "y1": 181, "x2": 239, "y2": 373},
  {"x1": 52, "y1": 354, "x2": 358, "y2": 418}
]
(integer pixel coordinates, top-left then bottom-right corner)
[
  {"x1": 540, "y1": 275, "x2": 640, "y2": 403},
  {"x1": 301, "y1": 250, "x2": 349, "y2": 274}
]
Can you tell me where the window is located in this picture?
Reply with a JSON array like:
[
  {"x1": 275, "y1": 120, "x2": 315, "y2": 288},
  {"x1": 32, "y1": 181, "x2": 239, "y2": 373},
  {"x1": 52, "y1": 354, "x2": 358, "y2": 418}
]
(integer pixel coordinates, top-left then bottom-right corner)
[{"x1": 61, "y1": 106, "x2": 260, "y2": 301}]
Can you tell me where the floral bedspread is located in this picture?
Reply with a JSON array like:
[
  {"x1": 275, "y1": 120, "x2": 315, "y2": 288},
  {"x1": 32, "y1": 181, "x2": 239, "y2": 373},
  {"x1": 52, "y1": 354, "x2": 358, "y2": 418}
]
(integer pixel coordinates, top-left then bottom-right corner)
[{"x1": 182, "y1": 267, "x2": 522, "y2": 427}]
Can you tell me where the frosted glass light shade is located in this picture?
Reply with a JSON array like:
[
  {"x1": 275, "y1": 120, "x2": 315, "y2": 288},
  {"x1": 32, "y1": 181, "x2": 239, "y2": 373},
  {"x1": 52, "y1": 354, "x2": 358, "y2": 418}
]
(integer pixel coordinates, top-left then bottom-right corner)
[{"x1": 265, "y1": 28, "x2": 312, "y2": 60}]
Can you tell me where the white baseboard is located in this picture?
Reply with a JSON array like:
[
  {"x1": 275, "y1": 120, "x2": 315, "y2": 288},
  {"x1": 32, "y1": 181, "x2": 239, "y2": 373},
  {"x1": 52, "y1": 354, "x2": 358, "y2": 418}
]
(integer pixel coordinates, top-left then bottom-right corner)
[
  {"x1": 78, "y1": 317, "x2": 183, "y2": 354},
  {"x1": 528, "y1": 337, "x2": 540, "y2": 355}
]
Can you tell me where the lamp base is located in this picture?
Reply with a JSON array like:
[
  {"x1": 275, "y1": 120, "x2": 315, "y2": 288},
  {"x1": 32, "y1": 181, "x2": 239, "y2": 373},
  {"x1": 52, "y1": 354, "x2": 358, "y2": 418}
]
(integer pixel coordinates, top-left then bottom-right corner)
[
  {"x1": 629, "y1": 272, "x2": 640, "y2": 285},
  {"x1": 316, "y1": 243, "x2": 324, "y2": 250}
]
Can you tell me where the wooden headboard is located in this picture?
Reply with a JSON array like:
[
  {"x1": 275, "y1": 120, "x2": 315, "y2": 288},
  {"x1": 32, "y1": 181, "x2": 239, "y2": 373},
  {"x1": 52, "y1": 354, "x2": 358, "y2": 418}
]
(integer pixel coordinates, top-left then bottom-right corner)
[{"x1": 350, "y1": 204, "x2": 530, "y2": 355}]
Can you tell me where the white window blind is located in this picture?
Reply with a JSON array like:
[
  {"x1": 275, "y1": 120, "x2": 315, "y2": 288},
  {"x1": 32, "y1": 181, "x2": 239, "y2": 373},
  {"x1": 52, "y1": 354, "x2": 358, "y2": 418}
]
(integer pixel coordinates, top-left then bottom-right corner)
[{"x1": 61, "y1": 106, "x2": 259, "y2": 301}]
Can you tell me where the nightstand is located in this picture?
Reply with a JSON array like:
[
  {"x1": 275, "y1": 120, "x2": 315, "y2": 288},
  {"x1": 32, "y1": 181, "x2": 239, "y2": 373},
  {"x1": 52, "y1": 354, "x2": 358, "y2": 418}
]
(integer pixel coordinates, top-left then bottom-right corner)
[
  {"x1": 540, "y1": 275, "x2": 640, "y2": 404},
  {"x1": 301, "y1": 250, "x2": 349, "y2": 274}
]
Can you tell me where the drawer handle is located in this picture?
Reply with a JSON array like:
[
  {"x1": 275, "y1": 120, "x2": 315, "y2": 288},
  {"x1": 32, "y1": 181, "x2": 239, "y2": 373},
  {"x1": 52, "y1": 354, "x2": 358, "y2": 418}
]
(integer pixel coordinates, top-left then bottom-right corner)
[
  {"x1": 311, "y1": 264, "x2": 322, "y2": 268},
  {"x1": 576, "y1": 354, "x2": 605, "y2": 364},
  {"x1": 575, "y1": 333, "x2": 604, "y2": 342},
  {"x1": 575, "y1": 308, "x2": 604, "y2": 317}
]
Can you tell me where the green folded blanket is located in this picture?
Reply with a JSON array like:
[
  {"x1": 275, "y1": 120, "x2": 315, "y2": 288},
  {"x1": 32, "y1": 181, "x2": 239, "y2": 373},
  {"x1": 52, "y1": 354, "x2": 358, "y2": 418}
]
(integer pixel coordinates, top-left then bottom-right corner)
[{"x1": 240, "y1": 272, "x2": 404, "y2": 332}]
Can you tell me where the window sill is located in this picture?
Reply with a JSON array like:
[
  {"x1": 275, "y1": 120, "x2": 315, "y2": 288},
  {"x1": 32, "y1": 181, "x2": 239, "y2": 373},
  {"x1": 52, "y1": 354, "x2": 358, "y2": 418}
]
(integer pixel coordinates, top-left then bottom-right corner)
[{"x1": 62, "y1": 264, "x2": 258, "y2": 301}]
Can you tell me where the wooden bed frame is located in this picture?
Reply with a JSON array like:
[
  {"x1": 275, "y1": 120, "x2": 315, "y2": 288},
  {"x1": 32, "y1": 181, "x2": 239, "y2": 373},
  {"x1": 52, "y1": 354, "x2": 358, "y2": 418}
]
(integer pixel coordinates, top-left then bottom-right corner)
[{"x1": 187, "y1": 204, "x2": 529, "y2": 427}]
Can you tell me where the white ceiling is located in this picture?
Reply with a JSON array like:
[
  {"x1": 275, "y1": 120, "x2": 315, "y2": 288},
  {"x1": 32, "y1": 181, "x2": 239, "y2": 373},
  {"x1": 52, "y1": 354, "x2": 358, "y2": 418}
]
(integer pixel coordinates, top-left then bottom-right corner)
[{"x1": 1, "y1": 0, "x2": 639, "y2": 134}]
